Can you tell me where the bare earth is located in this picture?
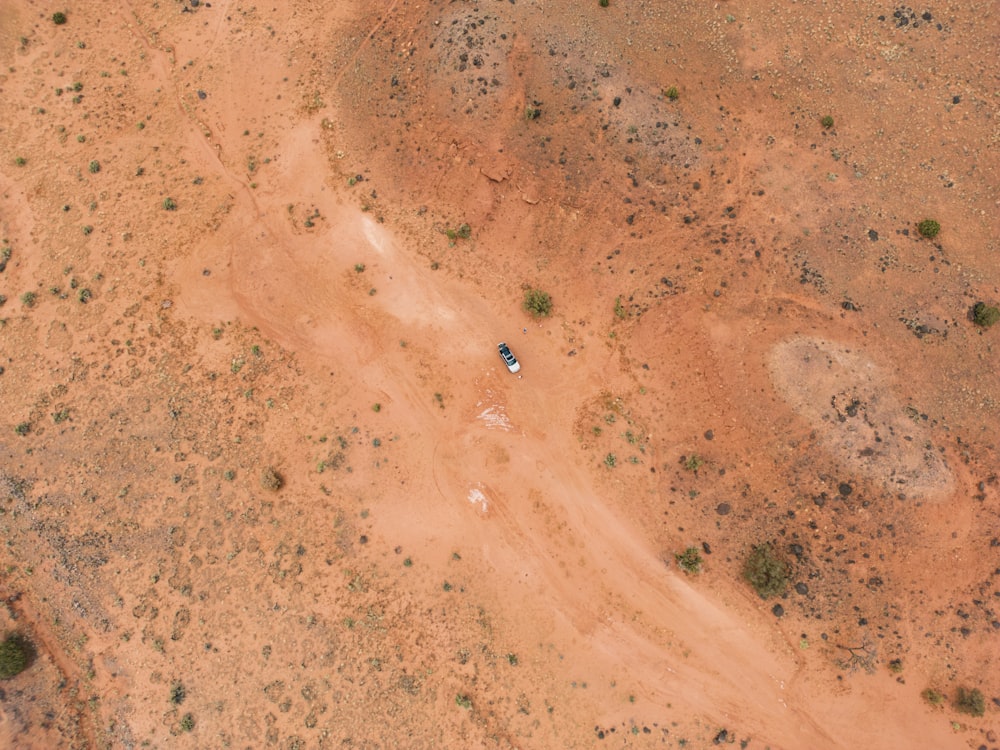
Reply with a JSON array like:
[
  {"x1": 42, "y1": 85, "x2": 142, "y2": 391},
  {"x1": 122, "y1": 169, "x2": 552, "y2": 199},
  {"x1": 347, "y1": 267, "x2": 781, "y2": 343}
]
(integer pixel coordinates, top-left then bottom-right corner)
[{"x1": 1, "y1": 1, "x2": 998, "y2": 748}]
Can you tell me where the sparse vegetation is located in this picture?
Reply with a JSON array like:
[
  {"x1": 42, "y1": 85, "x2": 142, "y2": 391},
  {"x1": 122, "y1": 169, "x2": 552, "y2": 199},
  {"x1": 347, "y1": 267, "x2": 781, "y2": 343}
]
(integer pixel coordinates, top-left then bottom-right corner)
[
  {"x1": 954, "y1": 687, "x2": 985, "y2": 717},
  {"x1": 887, "y1": 658, "x2": 903, "y2": 674},
  {"x1": 922, "y1": 688, "x2": 945, "y2": 706},
  {"x1": 599, "y1": 0, "x2": 610, "y2": 6},
  {"x1": 743, "y1": 543, "x2": 790, "y2": 599},
  {"x1": 522, "y1": 287, "x2": 553, "y2": 318},
  {"x1": 88, "y1": 160, "x2": 100, "y2": 174},
  {"x1": 52, "y1": 12, "x2": 68, "y2": 25},
  {"x1": 260, "y1": 466, "x2": 284, "y2": 491},
  {"x1": 170, "y1": 681, "x2": 186, "y2": 705},
  {"x1": 354, "y1": 263, "x2": 366, "y2": 273},
  {"x1": 820, "y1": 115, "x2": 834, "y2": 128},
  {"x1": 664, "y1": 86, "x2": 679, "y2": 100},
  {"x1": 683, "y1": 454, "x2": 704, "y2": 472},
  {"x1": 917, "y1": 219, "x2": 940, "y2": 238},
  {"x1": 162, "y1": 197, "x2": 177, "y2": 211},
  {"x1": 14, "y1": 156, "x2": 26, "y2": 166},
  {"x1": 524, "y1": 106, "x2": 541, "y2": 121},
  {"x1": 614, "y1": 296, "x2": 626, "y2": 319},
  {"x1": 0, "y1": 634, "x2": 30, "y2": 679},
  {"x1": 445, "y1": 223, "x2": 472, "y2": 240},
  {"x1": 14, "y1": 422, "x2": 30, "y2": 436},
  {"x1": 674, "y1": 547, "x2": 703, "y2": 574},
  {"x1": 604, "y1": 453, "x2": 617, "y2": 468},
  {"x1": 455, "y1": 693, "x2": 472, "y2": 709},
  {"x1": 971, "y1": 301, "x2": 999, "y2": 328},
  {"x1": 21, "y1": 291, "x2": 37, "y2": 308},
  {"x1": 179, "y1": 713, "x2": 195, "y2": 732}
]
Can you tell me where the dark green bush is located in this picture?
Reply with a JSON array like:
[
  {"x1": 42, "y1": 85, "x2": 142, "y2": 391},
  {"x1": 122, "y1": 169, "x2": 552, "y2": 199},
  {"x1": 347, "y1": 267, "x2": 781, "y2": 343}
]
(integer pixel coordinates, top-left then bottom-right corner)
[
  {"x1": 954, "y1": 687, "x2": 985, "y2": 717},
  {"x1": 522, "y1": 287, "x2": 552, "y2": 318},
  {"x1": 917, "y1": 219, "x2": 940, "y2": 238},
  {"x1": 743, "y1": 543, "x2": 790, "y2": 598},
  {"x1": 0, "y1": 634, "x2": 31, "y2": 679},
  {"x1": 820, "y1": 115, "x2": 834, "y2": 129},
  {"x1": 52, "y1": 12, "x2": 67, "y2": 25},
  {"x1": 664, "y1": 86, "x2": 679, "y2": 101},
  {"x1": 972, "y1": 302, "x2": 999, "y2": 328}
]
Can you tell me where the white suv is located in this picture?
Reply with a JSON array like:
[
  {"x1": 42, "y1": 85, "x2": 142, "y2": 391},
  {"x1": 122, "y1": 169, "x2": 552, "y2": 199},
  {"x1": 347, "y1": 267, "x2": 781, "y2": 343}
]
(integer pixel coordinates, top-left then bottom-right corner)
[{"x1": 497, "y1": 342, "x2": 521, "y2": 373}]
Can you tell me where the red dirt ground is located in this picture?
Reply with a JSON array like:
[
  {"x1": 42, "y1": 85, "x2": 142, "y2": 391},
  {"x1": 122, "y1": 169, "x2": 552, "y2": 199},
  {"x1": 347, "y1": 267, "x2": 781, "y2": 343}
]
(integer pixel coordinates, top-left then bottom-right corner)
[{"x1": 1, "y1": 1, "x2": 998, "y2": 748}]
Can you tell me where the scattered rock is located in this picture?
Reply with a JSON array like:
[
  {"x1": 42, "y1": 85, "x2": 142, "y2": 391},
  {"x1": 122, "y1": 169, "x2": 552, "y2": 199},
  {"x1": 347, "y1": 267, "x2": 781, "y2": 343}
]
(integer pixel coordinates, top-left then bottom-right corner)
[
  {"x1": 772, "y1": 604, "x2": 784, "y2": 617},
  {"x1": 716, "y1": 502, "x2": 731, "y2": 516}
]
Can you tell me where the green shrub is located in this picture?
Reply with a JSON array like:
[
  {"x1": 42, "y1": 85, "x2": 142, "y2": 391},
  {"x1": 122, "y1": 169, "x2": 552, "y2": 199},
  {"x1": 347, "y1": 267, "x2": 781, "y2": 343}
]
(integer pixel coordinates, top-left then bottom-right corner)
[
  {"x1": 743, "y1": 543, "x2": 790, "y2": 598},
  {"x1": 917, "y1": 219, "x2": 940, "y2": 238},
  {"x1": 599, "y1": 0, "x2": 609, "y2": 6},
  {"x1": 162, "y1": 197, "x2": 177, "y2": 211},
  {"x1": 522, "y1": 287, "x2": 552, "y2": 318},
  {"x1": 675, "y1": 547, "x2": 703, "y2": 574},
  {"x1": 88, "y1": 160, "x2": 100, "y2": 174},
  {"x1": 179, "y1": 713, "x2": 195, "y2": 731},
  {"x1": 52, "y1": 12, "x2": 68, "y2": 25},
  {"x1": 455, "y1": 693, "x2": 472, "y2": 709},
  {"x1": 664, "y1": 86, "x2": 679, "y2": 101},
  {"x1": 887, "y1": 658, "x2": 903, "y2": 674},
  {"x1": 20, "y1": 291, "x2": 36, "y2": 307},
  {"x1": 820, "y1": 115, "x2": 834, "y2": 129},
  {"x1": 954, "y1": 687, "x2": 985, "y2": 717},
  {"x1": 972, "y1": 302, "x2": 1000, "y2": 328},
  {"x1": 524, "y1": 106, "x2": 541, "y2": 121},
  {"x1": 0, "y1": 634, "x2": 30, "y2": 679}
]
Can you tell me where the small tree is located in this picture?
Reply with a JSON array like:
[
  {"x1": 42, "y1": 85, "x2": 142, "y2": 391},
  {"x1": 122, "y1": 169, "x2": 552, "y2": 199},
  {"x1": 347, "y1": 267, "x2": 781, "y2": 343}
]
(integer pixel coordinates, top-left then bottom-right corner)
[
  {"x1": 972, "y1": 302, "x2": 1000, "y2": 328},
  {"x1": 954, "y1": 687, "x2": 985, "y2": 717},
  {"x1": 743, "y1": 543, "x2": 789, "y2": 598},
  {"x1": 0, "y1": 634, "x2": 30, "y2": 679},
  {"x1": 522, "y1": 288, "x2": 552, "y2": 318}
]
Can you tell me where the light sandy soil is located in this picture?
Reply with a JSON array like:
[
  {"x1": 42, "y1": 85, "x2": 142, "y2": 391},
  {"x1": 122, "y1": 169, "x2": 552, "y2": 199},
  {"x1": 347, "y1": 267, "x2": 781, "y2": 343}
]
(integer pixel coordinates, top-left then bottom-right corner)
[{"x1": 1, "y1": 1, "x2": 998, "y2": 748}]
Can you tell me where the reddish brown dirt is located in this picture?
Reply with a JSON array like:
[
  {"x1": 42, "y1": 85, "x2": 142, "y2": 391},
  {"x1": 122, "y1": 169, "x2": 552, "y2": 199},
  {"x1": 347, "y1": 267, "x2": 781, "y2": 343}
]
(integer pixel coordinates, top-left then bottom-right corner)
[{"x1": 1, "y1": 1, "x2": 998, "y2": 748}]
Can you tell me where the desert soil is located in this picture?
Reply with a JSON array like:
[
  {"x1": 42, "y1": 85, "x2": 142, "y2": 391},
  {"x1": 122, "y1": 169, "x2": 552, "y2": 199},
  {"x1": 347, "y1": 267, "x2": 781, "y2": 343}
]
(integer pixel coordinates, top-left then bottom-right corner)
[{"x1": 0, "y1": 0, "x2": 998, "y2": 748}]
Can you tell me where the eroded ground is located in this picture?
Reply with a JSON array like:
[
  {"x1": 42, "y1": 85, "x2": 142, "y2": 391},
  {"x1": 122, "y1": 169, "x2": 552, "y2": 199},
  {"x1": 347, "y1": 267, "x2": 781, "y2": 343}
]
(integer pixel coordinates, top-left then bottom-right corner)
[{"x1": 0, "y1": 1, "x2": 998, "y2": 748}]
